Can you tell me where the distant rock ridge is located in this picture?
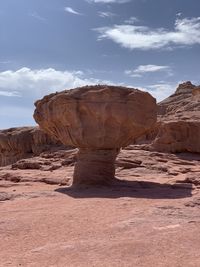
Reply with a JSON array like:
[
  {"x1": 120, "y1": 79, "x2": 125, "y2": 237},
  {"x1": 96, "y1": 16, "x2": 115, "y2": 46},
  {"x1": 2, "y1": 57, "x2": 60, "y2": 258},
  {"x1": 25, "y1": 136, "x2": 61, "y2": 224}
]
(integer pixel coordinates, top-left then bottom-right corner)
[
  {"x1": 141, "y1": 81, "x2": 200, "y2": 153},
  {"x1": 175, "y1": 81, "x2": 197, "y2": 95},
  {"x1": 0, "y1": 127, "x2": 64, "y2": 166}
]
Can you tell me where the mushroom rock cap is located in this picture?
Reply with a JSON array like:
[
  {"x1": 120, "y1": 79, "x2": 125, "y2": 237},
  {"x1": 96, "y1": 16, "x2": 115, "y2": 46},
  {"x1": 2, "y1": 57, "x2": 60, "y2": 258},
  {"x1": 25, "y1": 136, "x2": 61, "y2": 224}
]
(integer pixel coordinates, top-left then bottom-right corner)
[{"x1": 34, "y1": 85, "x2": 157, "y2": 149}]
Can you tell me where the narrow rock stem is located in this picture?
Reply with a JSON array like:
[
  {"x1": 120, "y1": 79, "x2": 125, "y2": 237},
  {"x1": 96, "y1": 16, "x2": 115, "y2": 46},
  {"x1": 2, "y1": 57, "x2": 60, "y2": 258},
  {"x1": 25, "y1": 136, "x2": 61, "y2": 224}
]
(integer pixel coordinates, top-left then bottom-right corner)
[{"x1": 73, "y1": 148, "x2": 119, "y2": 186}]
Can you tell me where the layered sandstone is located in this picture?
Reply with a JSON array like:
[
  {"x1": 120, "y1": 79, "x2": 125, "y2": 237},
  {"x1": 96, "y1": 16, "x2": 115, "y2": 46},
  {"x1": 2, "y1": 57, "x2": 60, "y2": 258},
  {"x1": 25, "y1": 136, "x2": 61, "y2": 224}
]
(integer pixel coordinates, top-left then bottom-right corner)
[
  {"x1": 148, "y1": 82, "x2": 200, "y2": 153},
  {"x1": 0, "y1": 127, "x2": 62, "y2": 166},
  {"x1": 34, "y1": 85, "x2": 157, "y2": 185}
]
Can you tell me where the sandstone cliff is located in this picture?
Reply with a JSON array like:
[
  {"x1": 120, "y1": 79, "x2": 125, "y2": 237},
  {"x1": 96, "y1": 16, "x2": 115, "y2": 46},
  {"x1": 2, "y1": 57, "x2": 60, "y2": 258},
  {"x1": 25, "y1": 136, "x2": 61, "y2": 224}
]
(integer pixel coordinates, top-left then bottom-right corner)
[
  {"x1": 0, "y1": 127, "x2": 63, "y2": 166},
  {"x1": 147, "y1": 81, "x2": 200, "y2": 153}
]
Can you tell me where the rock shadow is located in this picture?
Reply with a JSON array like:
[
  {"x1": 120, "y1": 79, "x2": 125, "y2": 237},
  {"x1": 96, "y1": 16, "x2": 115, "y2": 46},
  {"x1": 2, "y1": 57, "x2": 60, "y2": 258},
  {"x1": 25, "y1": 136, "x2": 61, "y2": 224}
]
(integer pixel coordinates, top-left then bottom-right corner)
[
  {"x1": 55, "y1": 179, "x2": 192, "y2": 199},
  {"x1": 175, "y1": 152, "x2": 200, "y2": 161}
]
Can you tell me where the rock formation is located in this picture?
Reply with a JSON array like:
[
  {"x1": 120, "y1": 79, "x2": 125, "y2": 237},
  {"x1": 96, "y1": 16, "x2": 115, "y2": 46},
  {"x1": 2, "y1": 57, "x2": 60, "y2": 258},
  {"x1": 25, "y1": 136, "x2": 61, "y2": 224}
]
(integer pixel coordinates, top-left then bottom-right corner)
[
  {"x1": 0, "y1": 127, "x2": 63, "y2": 166},
  {"x1": 138, "y1": 81, "x2": 200, "y2": 153},
  {"x1": 174, "y1": 81, "x2": 196, "y2": 95},
  {"x1": 157, "y1": 81, "x2": 200, "y2": 116},
  {"x1": 34, "y1": 85, "x2": 157, "y2": 186}
]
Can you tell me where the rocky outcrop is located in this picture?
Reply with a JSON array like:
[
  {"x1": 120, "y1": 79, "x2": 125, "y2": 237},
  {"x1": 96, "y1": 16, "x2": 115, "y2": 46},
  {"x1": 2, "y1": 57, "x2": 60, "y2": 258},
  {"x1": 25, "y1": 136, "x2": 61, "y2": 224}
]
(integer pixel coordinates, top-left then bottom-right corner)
[
  {"x1": 157, "y1": 81, "x2": 200, "y2": 116},
  {"x1": 192, "y1": 87, "x2": 200, "y2": 100},
  {"x1": 149, "y1": 82, "x2": 200, "y2": 153},
  {"x1": 0, "y1": 127, "x2": 63, "y2": 166},
  {"x1": 34, "y1": 85, "x2": 157, "y2": 186},
  {"x1": 174, "y1": 81, "x2": 196, "y2": 95},
  {"x1": 151, "y1": 120, "x2": 200, "y2": 153}
]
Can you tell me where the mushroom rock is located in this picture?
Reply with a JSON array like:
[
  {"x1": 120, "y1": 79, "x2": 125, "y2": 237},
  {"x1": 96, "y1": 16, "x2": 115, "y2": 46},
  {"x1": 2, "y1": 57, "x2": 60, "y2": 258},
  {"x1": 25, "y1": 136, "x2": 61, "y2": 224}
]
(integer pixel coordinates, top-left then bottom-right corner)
[{"x1": 34, "y1": 85, "x2": 157, "y2": 186}]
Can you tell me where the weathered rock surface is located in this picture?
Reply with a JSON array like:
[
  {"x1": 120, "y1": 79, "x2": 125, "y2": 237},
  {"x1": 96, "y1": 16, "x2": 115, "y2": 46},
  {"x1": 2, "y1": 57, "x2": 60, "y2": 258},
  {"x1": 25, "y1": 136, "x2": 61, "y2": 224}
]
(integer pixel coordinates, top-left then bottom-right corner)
[
  {"x1": 157, "y1": 81, "x2": 200, "y2": 117},
  {"x1": 0, "y1": 127, "x2": 64, "y2": 166},
  {"x1": 151, "y1": 120, "x2": 200, "y2": 153},
  {"x1": 34, "y1": 85, "x2": 157, "y2": 185},
  {"x1": 34, "y1": 85, "x2": 157, "y2": 148},
  {"x1": 137, "y1": 81, "x2": 200, "y2": 153}
]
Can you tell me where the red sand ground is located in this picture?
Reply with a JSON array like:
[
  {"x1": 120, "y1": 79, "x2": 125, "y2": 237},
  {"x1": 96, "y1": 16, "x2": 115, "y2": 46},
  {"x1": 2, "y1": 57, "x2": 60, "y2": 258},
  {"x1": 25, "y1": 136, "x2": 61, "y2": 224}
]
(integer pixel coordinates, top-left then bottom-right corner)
[{"x1": 0, "y1": 148, "x2": 200, "y2": 267}]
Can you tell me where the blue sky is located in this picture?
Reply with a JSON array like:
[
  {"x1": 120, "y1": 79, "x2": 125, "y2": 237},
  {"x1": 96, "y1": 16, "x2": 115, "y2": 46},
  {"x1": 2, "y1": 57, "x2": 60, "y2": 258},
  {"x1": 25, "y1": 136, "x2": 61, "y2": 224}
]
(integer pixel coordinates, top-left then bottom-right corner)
[{"x1": 0, "y1": 0, "x2": 200, "y2": 129}]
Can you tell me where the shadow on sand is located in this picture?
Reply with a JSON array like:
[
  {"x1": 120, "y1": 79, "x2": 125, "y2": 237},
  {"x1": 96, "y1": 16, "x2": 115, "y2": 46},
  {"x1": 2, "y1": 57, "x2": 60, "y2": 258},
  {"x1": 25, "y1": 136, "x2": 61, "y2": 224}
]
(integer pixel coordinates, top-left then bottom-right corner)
[{"x1": 55, "y1": 179, "x2": 193, "y2": 199}]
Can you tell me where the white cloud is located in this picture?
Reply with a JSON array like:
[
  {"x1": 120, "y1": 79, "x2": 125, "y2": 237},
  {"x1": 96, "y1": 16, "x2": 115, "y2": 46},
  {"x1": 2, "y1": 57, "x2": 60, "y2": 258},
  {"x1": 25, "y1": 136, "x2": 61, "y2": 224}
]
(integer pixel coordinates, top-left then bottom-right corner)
[
  {"x1": 0, "y1": 68, "x2": 114, "y2": 129},
  {"x1": 124, "y1": 71, "x2": 142, "y2": 78},
  {"x1": 95, "y1": 17, "x2": 200, "y2": 50},
  {"x1": 0, "y1": 67, "x2": 112, "y2": 99},
  {"x1": 0, "y1": 67, "x2": 178, "y2": 128},
  {"x1": 98, "y1": 11, "x2": 116, "y2": 18},
  {"x1": 87, "y1": 0, "x2": 130, "y2": 3},
  {"x1": 64, "y1": 7, "x2": 82, "y2": 15},
  {"x1": 133, "y1": 65, "x2": 170, "y2": 73},
  {"x1": 176, "y1": 12, "x2": 182, "y2": 17},
  {"x1": 0, "y1": 67, "x2": 176, "y2": 101},
  {"x1": 29, "y1": 12, "x2": 47, "y2": 23},
  {"x1": 124, "y1": 16, "x2": 139, "y2": 24},
  {"x1": 125, "y1": 65, "x2": 171, "y2": 78},
  {"x1": 146, "y1": 83, "x2": 176, "y2": 101},
  {"x1": 0, "y1": 67, "x2": 180, "y2": 102},
  {"x1": 0, "y1": 90, "x2": 20, "y2": 97}
]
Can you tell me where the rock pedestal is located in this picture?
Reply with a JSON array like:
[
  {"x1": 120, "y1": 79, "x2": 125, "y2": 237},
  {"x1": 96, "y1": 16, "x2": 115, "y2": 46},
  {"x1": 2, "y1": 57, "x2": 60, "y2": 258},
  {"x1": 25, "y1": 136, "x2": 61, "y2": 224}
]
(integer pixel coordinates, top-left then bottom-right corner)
[
  {"x1": 73, "y1": 148, "x2": 119, "y2": 186},
  {"x1": 34, "y1": 85, "x2": 157, "y2": 186}
]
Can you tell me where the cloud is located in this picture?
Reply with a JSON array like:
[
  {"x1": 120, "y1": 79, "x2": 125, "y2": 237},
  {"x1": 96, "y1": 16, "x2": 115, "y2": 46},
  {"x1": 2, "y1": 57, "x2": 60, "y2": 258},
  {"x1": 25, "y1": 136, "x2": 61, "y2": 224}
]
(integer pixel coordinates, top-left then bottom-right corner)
[
  {"x1": 0, "y1": 68, "x2": 178, "y2": 128},
  {"x1": 87, "y1": 0, "x2": 130, "y2": 3},
  {"x1": 124, "y1": 16, "x2": 139, "y2": 24},
  {"x1": 0, "y1": 67, "x2": 113, "y2": 128},
  {"x1": 176, "y1": 12, "x2": 182, "y2": 17},
  {"x1": 98, "y1": 11, "x2": 116, "y2": 18},
  {"x1": 0, "y1": 67, "x2": 110, "y2": 99},
  {"x1": 95, "y1": 17, "x2": 200, "y2": 50},
  {"x1": 0, "y1": 90, "x2": 20, "y2": 97},
  {"x1": 64, "y1": 7, "x2": 82, "y2": 15},
  {"x1": 124, "y1": 72, "x2": 141, "y2": 78},
  {"x1": 146, "y1": 83, "x2": 176, "y2": 101},
  {"x1": 133, "y1": 65, "x2": 170, "y2": 73},
  {"x1": 125, "y1": 65, "x2": 171, "y2": 77},
  {"x1": 29, "y1": 12, "x2": 47, "y2": 23}
]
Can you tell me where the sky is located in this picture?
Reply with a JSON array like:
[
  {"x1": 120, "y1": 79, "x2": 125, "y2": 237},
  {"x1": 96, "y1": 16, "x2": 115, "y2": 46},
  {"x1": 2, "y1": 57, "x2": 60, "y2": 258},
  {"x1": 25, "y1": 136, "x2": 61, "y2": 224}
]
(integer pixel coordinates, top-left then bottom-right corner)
[{"x1": 0, "y1": 0, "x2": 200, "y2": 129}]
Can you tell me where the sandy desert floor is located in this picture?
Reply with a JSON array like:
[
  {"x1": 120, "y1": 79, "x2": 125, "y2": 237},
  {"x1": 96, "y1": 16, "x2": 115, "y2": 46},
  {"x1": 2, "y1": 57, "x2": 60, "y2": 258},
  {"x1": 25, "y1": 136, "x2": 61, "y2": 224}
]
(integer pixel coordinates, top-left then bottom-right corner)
[{"x1": 0, "y1": 148, "x2": 200, "y2": 267}]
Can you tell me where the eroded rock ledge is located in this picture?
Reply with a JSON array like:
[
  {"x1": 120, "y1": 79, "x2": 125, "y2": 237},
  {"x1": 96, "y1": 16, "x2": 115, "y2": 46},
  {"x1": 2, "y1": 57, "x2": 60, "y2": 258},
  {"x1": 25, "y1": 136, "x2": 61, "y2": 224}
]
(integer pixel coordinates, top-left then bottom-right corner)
[
  {"x1": 137, "y1": 81, "x2": 200, "y2": 153},
  {"x1": 0, "y1": 127, "x2": 63, "y2": 166}
]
